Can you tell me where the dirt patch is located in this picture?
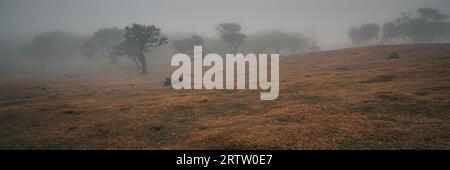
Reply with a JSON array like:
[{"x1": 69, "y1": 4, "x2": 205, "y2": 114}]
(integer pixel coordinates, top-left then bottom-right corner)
[
  {"x1": 392, "y1": 101, "x2": 450, "y2": 117},
  {"x1": 61, "y1": 110, "x2": 82, "y2": 115},
  {"x1": 414, "y1": 90, "x2": 431, "y2": 96},
  {"x1": 361, "y1": 75, "x2": 395, "y2": 84},
  {"x1": 350, "y1": 102, "x2": 377, "y2": 114},
  {"x1": 335, "y1": 67, "x2": 352, "y2": 71},
  {"x1": 374, "y1": 91, "x2": 411, "y2": 102},
  {"x1": 95, "y1": 128, "x2": 111, "y2": 139},
  {"x1": 292, "y1": 95, "x2": 335, "y2": 104}
]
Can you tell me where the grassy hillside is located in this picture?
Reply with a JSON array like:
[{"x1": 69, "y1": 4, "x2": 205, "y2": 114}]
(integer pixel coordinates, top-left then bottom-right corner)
[{"x1": 0, "y1": 44, "x2": 449, "y2": 149}]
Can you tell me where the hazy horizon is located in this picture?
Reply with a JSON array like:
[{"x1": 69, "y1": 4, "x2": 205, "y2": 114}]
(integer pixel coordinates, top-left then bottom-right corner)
[{"x1": 1, "y1": 0, "x2": 450, "y2": 49}]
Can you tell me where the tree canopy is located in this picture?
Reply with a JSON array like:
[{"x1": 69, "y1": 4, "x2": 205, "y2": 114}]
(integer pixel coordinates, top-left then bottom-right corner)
[
  {"x1": 382, "y1": 8, "x2": 450, "y2": 43},
  {"x1": 215, "y1": 23, "x2": 246, "y2": 54},
  {"x1": 83, "y1": 27, "x2": 124, "y2": 63},
  {"x1": 348, "y1": 23, "x2": 380, "y2": 46},
  {"x1": 114, "y1": 24, "x2": 167, "y2": 74}
]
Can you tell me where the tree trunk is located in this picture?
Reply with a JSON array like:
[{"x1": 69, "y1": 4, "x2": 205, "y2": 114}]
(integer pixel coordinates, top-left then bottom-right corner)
[
  {"x1": 137, "y1": 53, "x2": 148, "y2": 74},
  {"x1": 131, "y1": 56, "x2": 140, "y2": 70}
]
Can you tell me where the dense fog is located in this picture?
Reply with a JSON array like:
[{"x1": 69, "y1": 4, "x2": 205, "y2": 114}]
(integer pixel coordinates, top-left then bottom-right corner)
[{"x1": 0, "y1": 0, "x2": 449, "y2": 75}]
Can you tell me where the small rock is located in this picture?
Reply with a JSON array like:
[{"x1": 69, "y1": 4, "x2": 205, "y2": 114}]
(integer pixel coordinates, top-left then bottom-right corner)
[
  {"x1": 67, "y1": 127, "x2": 77, "y2": 131},
  {"x1": 62, "y1": 110, "x2": 80, "y2": 115},
  {"x1": 151, "y1": 126, "x2": 161, "y2": 131}
]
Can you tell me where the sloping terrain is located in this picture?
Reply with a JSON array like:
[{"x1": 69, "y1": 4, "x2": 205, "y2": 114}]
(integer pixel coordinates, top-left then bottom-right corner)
[{"x1": 0, "y1": 44, "x2": 449, "y2": 149}]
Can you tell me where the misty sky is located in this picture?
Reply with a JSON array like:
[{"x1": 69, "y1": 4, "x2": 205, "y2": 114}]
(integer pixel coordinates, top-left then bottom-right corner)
[{"x1": 1, "y1": 0, "x2": 449, "y2": 49}]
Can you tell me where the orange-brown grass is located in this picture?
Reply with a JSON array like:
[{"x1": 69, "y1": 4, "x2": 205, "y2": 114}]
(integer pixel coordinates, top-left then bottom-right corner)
[{"x1": 0, "y1": 44, "x2": 449, "y2": 149}]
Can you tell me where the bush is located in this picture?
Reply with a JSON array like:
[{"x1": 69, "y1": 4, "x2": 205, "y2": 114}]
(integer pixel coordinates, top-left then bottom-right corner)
[{"x1": 388, "y1": 52, "x2": 400, "y2": 59}]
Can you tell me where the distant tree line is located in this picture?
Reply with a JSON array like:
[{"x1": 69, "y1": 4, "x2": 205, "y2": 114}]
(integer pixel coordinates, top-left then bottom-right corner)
[
  {"x1": 25, "y1": 22, "x2": 320, "y2": 74},
  {"x1": 348, "y1": 8, "x2": 450, "y2": 46}
]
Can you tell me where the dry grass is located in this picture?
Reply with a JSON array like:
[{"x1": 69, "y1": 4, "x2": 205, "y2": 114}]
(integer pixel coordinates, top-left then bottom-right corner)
[{"x1": 0, "y1": 44, "x2": 449, "y2": 149}]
